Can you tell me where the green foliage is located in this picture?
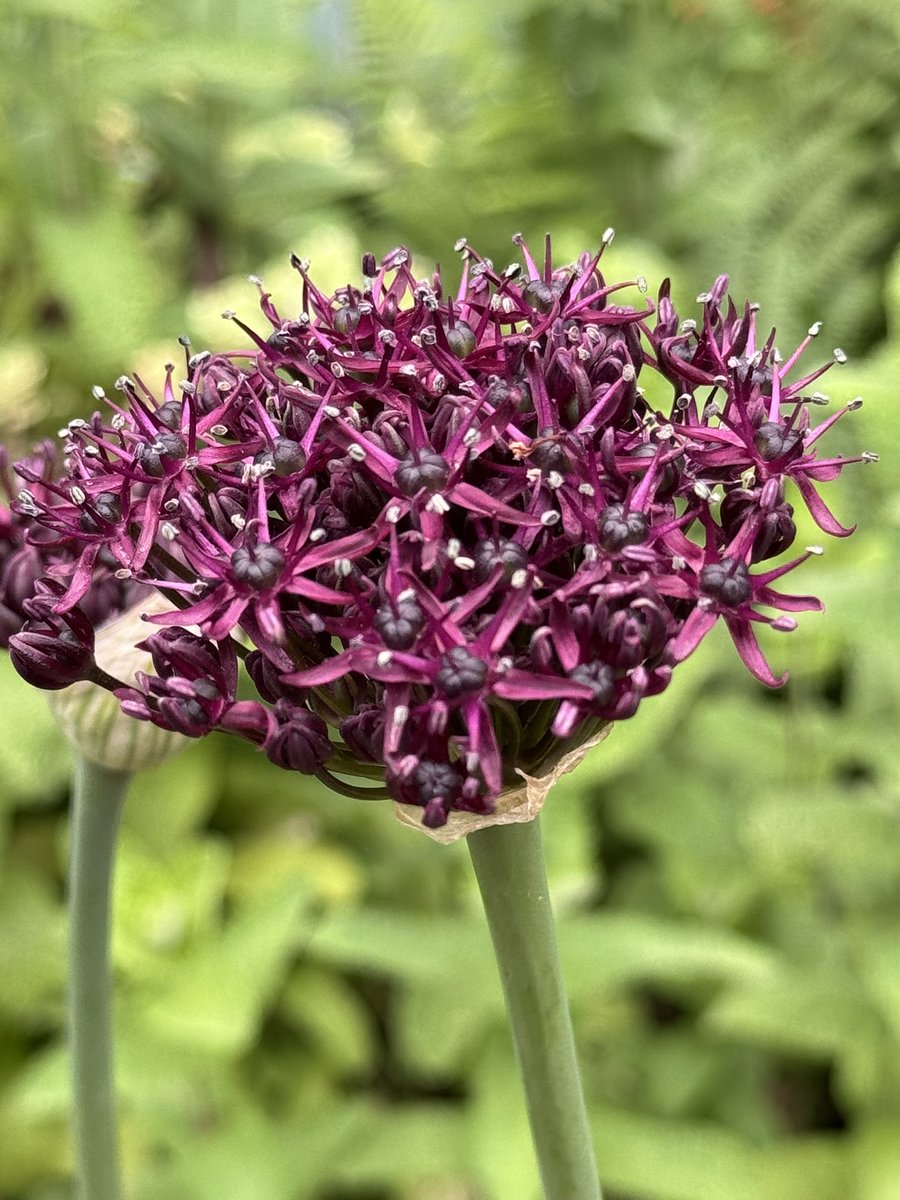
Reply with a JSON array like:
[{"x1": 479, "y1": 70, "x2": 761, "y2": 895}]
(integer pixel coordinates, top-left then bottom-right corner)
[{"x1": 1, "y1": 0, "x2": 899, "y2": 1196}]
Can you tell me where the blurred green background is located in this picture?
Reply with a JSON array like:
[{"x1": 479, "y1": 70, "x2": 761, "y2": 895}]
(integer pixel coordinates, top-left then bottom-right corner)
[{"x1": 1, "y1": 0, "x2": 899, "y2": 1197}]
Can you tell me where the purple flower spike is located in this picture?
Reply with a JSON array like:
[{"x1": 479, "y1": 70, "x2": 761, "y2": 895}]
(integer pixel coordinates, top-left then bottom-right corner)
[{"x1": 0, "y1": 235, "x2": 866, "y2": 825}]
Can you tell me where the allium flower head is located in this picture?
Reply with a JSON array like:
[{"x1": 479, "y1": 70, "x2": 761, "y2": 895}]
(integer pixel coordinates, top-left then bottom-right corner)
[{"x1": 1, "y1": 236, "x2": 870, "y2": 825}]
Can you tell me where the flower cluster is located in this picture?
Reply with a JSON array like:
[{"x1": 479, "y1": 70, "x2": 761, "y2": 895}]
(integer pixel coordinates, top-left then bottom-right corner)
[{"x1": 2, "y1": 236, "x2": 869, "y2": 825}]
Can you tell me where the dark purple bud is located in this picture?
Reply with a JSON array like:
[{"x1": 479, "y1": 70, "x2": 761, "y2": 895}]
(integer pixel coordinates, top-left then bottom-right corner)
[
  {"x1": 522, "y1": 280, "x2": 554, "y2": 313},
  {"x1": 155, "y1": 401, "x2": 183, "y2": 431},
  {"x1": 395, "y1": 450, "x2": 451, "y2": 497},
  {"x1": 598, "y1": 504, "x2": 649, "y2": 552},
  {"x1": 79, "y1": 492, "x2": 121, "y2": 533},
  {"x1": 530, "y1": 439, "x2": 570, "y2": 476},
  {"x1": 754, "y1": 421, "x2": 802, "y2": 462},
  {"x1": 721, "y1": 491, "x2": 796, "y2": 562},
  {"x1": 374, "y1": 595, "x2": 424, "y2": 650},
  {"x1": 486, "y1": 378, "x2": 532, "y2": 415},
  {"x1": 10, "y1": 622, "x2": 95, "y2": 690},
  {"x1": 340, "y1": 704, "x2": 385, "y2": 763},
  {"x1": 333, "y1": 305, "x2": 360, "y2": 336},
  {"x1": 569, "y1": 661, "x2": 615, "y2": 706},
  {"x1": 143, "y1": 627, "x2": 224, "y2": 683},
  {"x1": 134, "y1": 431, "x2": 188, "y2": 477},
  {"x1": 258, "y1": 437, "x2": 306, "y2": 477},
  {"x1": 265, "y1": 702, "x2": 332, "y2": 774},
  {"x1": 231, "y1": 543, "x2": 285, "y2": 590},
  {"x1": 361, "y1": 252, "x2": 377, "y2": 278},
  {"x1": 435, "y1": 646, "x2": 488, "y2": 698},
  {"x1": 445, "y1": 320, "x2": 476, "y2": 359},
  {"x1": 630, "y1": 443, "x2": 680, "y2": 497},
  {"x1": 414, "y1": 759, "x2": 464, "y2": 804},
  {"x1": 473, "y1": 538, "x2": 528, "y2": 584},
  {"x1": 700, "y1": 558, "x2": 751, "y2": 607}
]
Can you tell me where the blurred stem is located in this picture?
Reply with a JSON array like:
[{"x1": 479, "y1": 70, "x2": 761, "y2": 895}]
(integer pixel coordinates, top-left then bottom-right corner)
[
  {"x1": 70, "y1": 756, "x2": 129, "y2": 1200},
  {"x1": 467, "y1": 818, "x2": 603, "y2": 1200}
]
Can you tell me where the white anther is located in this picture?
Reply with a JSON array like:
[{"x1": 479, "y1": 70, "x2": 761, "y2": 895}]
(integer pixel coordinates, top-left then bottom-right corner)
[
  {"x1": 309, "y1": 527, "x2": 327, "y2": 542},
  {"x1": 426, "y1": 493, "x2": 450, "y2": 514},
  {"x1": 696, "y1": 292, "x2": 712, "y2": 304},
  {"x1": 322, "y1": 405, "x2": 340, "y2": 418},
  {"x1": 847, "y1": 397, "x2": 863, "y2": 411},
  {"x1": 672, "y1": 555, "x2": 687, "y2": 571},
  {"x1": 68, "y1": 418, "x2": 87, "y2": 430},
  {"x1": 805, "y1": 545, "x2": 824, "y2": 556},
  {"x1": 347, "y1": 443, "x2": 367, "y2": 462},
  {"x1": 446, "y1": 538, "x2": 461, "y2": 560},
  {"x1": 83, "y1": 444, "x2": 100, "y2": 456},
  {"x1": 622, "y1": 363, "x2": 636, "y2": 382},
  {"x1": 578, "y1": 483, "x2": 595, "y2": 496},
  {"x1": 189, "y1": 351, "x2": 211, "y2": 368},
  {"x1": 680, "y1": 319, "x2": 697, "y2": 334},
  {"x1": 220, "y1": 309, "x2": 236, "y2": 320},
  {"x1": 178, "y1": 380, "x2": 195, "y2": 395},
  {"x1": 540, "y1": 510, "x2": 560, "y2": 526},
  {"x1": 377, "y1": 329, "x2": 396, "y2": 345},
  {"x1": 430, "y1": 372, "x2": 446, "y2": 394},
  {"x1": 114, "y1": 375, "x2": 133, "y2": 390},
  {"x1": 454, "y1": 236, "x2": 468, "y2": 253},
  {"x1": 636, "y1": 275, "x2": 648, "y2": 294},
  {"x1": 601, "y1": 227, "x2": 615, "y2": 245},
  {"x1": 91, "y1": 385, "x2": 106, "y2": 400},
  {"x1": 399, "y1": 364, "x2": 418, "y2": 376},
  {"x1": 693, "y1": 481, "x2": 713, "y2": 501},
  {"x1": 771, "y1": 616, "x2": 798, "y2": 632},
  {"x1": 247, "y1": 274, "x2": 263, "y2": 286},
  {"x1": 582, "y1": 544, "x2": 599, "y2": 563},
  {"x1": 161, "y1": 522, "x2": 178, "y2": 540},
  {"x1": 70, "y1": 486, "x2": 86, "y2": 505},
  {"x1": 307, "y1": 351, "x2": 321, "y2": 365},
  {"x1": 463, "y1": 427, "x2": 480, "y2": 446},
  {"x1": 334, "y1": 558, "x2": 353, "y2": 577},
  {"x1": 656, "y1": 423, "x2": 674, "y2": 440},
  {"x1": 809, "y1": 391, "x2": 830, "y2": 405},
  {"x1": 455, "y1": 556, "x2": 475, "y2": 571},
  {"x1": 504, "y1": 262, "x2": 522, "y2": 279},
  {"x1": 393, "y1": 705, "x2": 409, "y2": 727},
  {"x1": 861, "y1": 451, "x2": 879, "y2": 462},
  {"x1": 164, "y1": 499, "x2": 179, "y2": 512},
  {"x1": 808, "y1": 321, "x2": 822, "y2": 337},
  {"x1": 396, "y1": 754, "x2": 418, "y2": 779},
  {"x1": 209, "y1": 424, "x2": 228, "y2": 436},
  {"x1": 398, "y1": 588, "x2": 416, "y2": 603},
  {"x1": 386, "y1": 505, "x2": 403, "y2": 524},
  {"x1": 330, "y1": 362, "x2": 345, "y2": 379},
  {"x1": 114, "y1": 568, "x2": 132, "y2": 580},
  {"x1": 510, "y1": 569, "x2": 529, "y2": 589},
  {"x1": 230, "y1": 514, "x2": 246, "y2": 530},
  {"x1": 833, "y1": 348, "x2": 847, "y2": 364},
  {"x1": 546, "y1": 471, "x2": 564, "y2": 490},
  {"x1": 376, "y1": 650, "x2": 393, "y2": 667}
]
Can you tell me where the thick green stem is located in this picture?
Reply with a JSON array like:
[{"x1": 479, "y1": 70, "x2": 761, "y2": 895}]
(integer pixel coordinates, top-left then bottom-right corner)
[
  {"x1": 69, "y1": 757, "x2": 129, "y2": 1200},
  {"x1": 467, "y1": 817, "x2": 603, "y2": 1200}
]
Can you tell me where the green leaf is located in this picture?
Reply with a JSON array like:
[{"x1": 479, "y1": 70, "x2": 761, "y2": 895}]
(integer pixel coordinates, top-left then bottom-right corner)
[{"x1": 137, "y1": 879, "x2": 311, "y2": 1056}]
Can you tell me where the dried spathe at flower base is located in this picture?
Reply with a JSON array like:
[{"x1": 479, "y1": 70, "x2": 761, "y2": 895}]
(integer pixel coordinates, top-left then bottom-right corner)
[{"x1": 2, "y1": 236, "x2": 871, "y2": 826}]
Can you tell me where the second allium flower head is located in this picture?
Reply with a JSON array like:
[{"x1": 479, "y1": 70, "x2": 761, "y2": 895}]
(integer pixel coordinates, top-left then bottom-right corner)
[{"x1": 4, "y1": 235, "x2": 868, "y2": 826}]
